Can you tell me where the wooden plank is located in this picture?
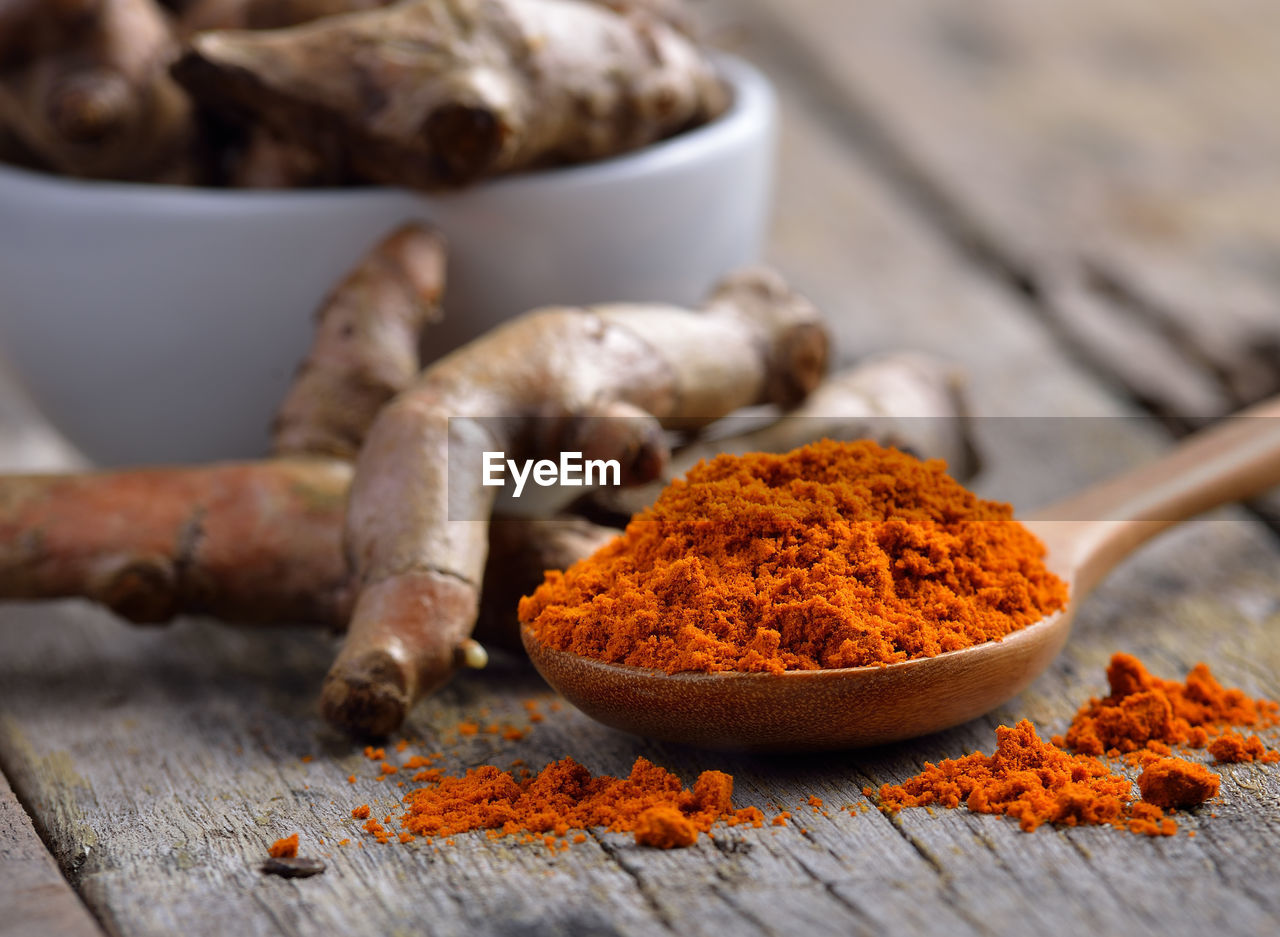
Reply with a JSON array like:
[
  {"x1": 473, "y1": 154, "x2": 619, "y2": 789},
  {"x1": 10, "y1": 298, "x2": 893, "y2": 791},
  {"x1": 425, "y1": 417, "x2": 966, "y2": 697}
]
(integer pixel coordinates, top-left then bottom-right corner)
[
  {"x1": 0, "y1": 768, "x2": 104, "y2": 937},
  {"x1": 1, "y1": 9, "x2": 1280, "y2": 937},
  {"x1": 726, "y1": 0, "x2": 1280, "y2": 418}
]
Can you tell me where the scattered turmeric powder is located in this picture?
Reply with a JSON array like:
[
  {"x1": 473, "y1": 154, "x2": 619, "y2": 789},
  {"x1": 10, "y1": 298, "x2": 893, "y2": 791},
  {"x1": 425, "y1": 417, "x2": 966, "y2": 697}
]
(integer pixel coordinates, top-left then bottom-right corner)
[
  {"x1": 351, "y1": 804, "x2": 371, "y2": 820},
  {"x1": 1058, "y1": 654, "x2": 1279, "y2": 756},
  {"x1": 363, "y1": 818, "x2": 391, "y2": 844},
  {"x1": 268, "y1": 834, "x2": 300, "y2": 858},
  {"x1": 355, "y1": 757, "x2": 763, "y2": 849},
  {"x1": 1209, "y1": 731, "x2": 1280, "y2": 764},
  {"x1": 520, "y1": 440, "x2": 1067, "y2": 673},
  {"x1": 867, "y1": 653, "x2": 1280, "y2": 835},
  {"x1": 868, "y1": 721, "x2": 1177, "y2": 836},
  {"x1": 1137, "y1": 759, "x2": 1220, "y2": 808}
]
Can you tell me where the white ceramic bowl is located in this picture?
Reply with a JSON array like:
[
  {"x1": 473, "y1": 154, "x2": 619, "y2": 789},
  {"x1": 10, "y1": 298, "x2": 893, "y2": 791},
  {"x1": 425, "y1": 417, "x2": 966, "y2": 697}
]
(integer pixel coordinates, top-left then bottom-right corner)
[{"x1": 0, "y1": 55, "x2": 775, "y2": 466}]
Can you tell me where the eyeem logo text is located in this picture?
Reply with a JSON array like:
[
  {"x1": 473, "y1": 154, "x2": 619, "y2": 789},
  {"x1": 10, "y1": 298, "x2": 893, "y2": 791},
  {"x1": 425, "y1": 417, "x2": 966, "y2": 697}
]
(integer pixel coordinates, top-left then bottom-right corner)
[{"x1": 481, "y1": 452, "x2": 621, "y2": 498}]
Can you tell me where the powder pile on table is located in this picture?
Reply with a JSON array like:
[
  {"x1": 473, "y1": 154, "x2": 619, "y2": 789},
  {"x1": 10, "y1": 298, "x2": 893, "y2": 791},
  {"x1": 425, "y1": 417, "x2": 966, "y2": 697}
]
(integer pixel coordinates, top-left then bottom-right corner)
[
  {"x1": 355, "y1": 757, "x2": 766, "y2": 850},
  {"x1": 868, "y1": 654, "x2": 1278, "y2": 835}
]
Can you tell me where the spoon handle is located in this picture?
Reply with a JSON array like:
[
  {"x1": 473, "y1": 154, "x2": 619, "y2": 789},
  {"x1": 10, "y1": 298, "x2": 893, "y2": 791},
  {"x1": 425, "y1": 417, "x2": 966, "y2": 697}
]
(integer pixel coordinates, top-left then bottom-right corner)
[{"x1": 1031, "y1": 395, "x2": 1280, "y2": 597}]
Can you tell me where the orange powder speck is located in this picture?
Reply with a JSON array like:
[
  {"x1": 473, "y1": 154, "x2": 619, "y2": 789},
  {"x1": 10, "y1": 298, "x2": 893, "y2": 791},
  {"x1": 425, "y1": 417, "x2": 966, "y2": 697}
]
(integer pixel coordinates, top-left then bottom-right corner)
[
  {"x1": 398, "y1": 832, "x2": 415, "y2": 844},
  {"x1": 519, "y1": 440, "x2": 1067, "y2": 674},
  {"x1": 364, "y1": 746, "x2": 385, "y2": 761},
  {"x1": 573, "y1": 833, "x2": 587, "y2": 844},
  {"x1": 1208, "y1": 731, "x2": 1280, "y2": 764},
  {"x1": 381, "y1": 762, "x2": 397, "y2": 775},
  {"x1": 413, "y1": 769, "x2": 443, "y2": 783},
  {"x1": 529, "y1": 713, "x2": 545, "y2": 723},
  {"x1": 807, "y1": 796, "x2": 823, "y2": 809},
  {"x1": 871, "y1": 720, "x2": 1176, "y2": 836},
  {"x1": 268, "y1": 834, "x2": 299, "y2": 858},
  {"x1": 550, "y1": 702, "x2": 563, "y2": 712},
  {"x1": 634, "y1": 806, "x2": 698, "y2": 848},
  {"x1": 351, "y1": 805, "x2": 371, "y2": 820},
  {"x1": 502, "y1": 727, "x2": 526, "y2": 741},
  {"x1": 484, "y1": 724, "x2": 500, "y2": 735},
  {"x1": 457, "y1": 722, "x2": 479, "y2": 736},
  {"x1": 1063, "y1": 654, "x2": 1278, "y2": 756},
  {"x1": 1137, "y1": 758, "x2": 1220, "y2": 808},
  {"x1": 396, "y1": 740, "x2": 409, "y2": 753},
  {"x1": 300, "y1": 755, "x2": 313, "y2": 763},
  {"x1": 338, "y1": 839, "x2": 349, "y2": 846},
  {"x1": 347, "y1": 774, "x2": 357, "y2": 784},
  {"x1": 772, "y1": 812, "x2": 791, "y2": 827},
  {"x1": 403, "y1": 755, "x2": 435, "y2": 769}
]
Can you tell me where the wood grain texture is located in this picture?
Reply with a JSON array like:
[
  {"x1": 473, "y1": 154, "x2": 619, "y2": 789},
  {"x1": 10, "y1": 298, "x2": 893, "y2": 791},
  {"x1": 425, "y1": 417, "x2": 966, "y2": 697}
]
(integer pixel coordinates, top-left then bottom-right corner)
[
  {"x1": 728, "y1": 0, "x2": 1280, "y2": 419},
  {"x1": 2, "y1": 2, "x2": 1280, "y2": 935},
  {"x1": 0, "y1": 770, "x2": 105, "y2": 937}
]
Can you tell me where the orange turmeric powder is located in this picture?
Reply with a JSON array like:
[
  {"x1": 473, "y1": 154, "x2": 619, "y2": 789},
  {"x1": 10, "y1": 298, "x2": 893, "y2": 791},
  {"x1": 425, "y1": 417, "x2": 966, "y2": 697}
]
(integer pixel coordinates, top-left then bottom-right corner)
[
  {"x1": 633, "y1": 806, "x2": 698, "y2": 848},
  {"x1": 867, "y1": 721, "x2": 1178, "y2": 836},
  {"x1": 868, "y1": 653, "x2": 1280, "y2": 835},
  {"x1": 1058, "y1": 653, "x2": 1280, "y2": 756},
  {"x1": 1137, "y1": 758, "x2": 1220, "y2": 808},
  {"x1": 268, "y1": 834, "x2": 300, "y2": 857},
  {"x1": 357, "y1": 757, "x2": 762, "y2": 849},
  {"x1": 520, "y1": 440, "x2": 1067, "y2": 673},
  {"x1": 1209, "y1": 731, "x2": 1280, "y2": 764}
]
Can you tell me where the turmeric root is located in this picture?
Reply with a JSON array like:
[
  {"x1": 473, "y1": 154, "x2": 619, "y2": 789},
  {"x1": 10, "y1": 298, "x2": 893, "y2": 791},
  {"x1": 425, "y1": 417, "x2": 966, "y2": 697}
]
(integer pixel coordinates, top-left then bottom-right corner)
[
  {"x1": 272, "y1": 225, "x2": 448, "y2": 459},
  {"x1": 0, "y1": 0, "x2": 200, "y2": 181},
  {"x1": 177, "y1": 0, "x2": 396, "y2": 33},
  {"x1": 581, "y1": 352, "x2": 980, "y2": 524},
  {"x1": 324, "y1": 267, "x2": 828, "y2": 735},
  {"x1": 222, "y1": 127, "x2": 338, "y2": 187},
  {"x1": 0, "y1": 224, "x2": 446, "y2": 624},
  {"x1": 475, "y1": 515, "x2": 619, "y2": 651},
  {"x1": 172, "y1": 0, "x2": 729, "y2": 189},
  {"x1": 0, "y1": 460, "x2": 354, "y2": 624},
  {"x1": 0, "y1": 461, "x2": 618, "y2": 635}
]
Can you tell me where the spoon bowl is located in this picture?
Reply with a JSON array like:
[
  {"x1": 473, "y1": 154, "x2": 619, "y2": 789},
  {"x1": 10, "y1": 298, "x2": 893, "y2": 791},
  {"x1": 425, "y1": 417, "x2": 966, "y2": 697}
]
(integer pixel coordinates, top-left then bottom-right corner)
[
  {"x1": 523, "y1": 398, "x2": 1280, "y2": 751},
  {"x1": 523, "y1": 610, "x2": 1072, "y2": 752}
]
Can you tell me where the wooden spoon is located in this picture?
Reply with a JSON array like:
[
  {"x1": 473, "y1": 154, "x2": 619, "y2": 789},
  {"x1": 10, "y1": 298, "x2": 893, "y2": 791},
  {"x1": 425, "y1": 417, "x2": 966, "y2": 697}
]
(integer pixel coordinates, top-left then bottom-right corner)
[{"x1": 523, "y1": 399, "x2": 1280, "y2": 752}]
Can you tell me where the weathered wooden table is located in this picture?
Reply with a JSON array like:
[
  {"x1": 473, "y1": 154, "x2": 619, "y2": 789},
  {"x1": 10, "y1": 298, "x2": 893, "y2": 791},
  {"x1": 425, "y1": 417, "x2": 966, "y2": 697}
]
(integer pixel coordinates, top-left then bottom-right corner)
[{"x1": 3, "y1": 2, "x2": 1279, "y2": 935}]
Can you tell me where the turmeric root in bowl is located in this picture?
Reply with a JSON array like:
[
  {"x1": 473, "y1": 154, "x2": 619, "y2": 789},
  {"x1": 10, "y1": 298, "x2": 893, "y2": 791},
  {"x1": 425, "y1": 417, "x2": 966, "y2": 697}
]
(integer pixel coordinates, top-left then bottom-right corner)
[{"x1": 0, "y1": 0, "x2": 775, "y2": 464}]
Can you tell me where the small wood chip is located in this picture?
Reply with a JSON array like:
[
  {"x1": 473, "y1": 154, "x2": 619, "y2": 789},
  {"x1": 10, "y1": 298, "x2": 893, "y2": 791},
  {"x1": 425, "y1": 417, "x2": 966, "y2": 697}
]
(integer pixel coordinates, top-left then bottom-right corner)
[{"x1": 260, "y1": 856, "x2": 326, "y2": 879}]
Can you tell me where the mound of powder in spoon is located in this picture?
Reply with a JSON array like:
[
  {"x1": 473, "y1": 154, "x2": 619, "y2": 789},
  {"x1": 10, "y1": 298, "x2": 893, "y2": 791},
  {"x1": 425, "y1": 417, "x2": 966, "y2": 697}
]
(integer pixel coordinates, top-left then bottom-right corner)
[{"x1": 519, "y1": 439, "x2": 1068, "y2": 673}]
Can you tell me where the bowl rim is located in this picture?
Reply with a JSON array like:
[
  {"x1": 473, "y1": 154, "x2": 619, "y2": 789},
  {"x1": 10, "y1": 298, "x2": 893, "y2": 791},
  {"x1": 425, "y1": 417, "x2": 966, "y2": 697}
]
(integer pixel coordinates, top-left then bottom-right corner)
[{"x1": 0, "y1": 53, "x2": 774, "y2": 204}]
